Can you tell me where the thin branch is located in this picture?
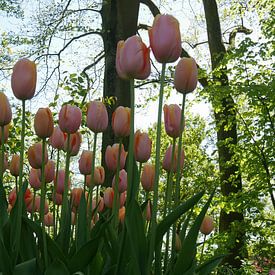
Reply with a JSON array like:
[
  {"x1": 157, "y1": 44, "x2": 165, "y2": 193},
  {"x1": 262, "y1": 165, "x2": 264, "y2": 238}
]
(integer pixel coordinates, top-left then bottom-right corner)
[{"x1": 229, "y1": 26, "x2": 253, "y2": 48}]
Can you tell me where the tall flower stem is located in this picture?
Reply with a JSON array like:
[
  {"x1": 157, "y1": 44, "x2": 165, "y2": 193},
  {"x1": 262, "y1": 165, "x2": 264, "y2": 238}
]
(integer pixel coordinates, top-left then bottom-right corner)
[
  {"x1": 148, "y1": 63, "x2": 166, "y2": 269},
  {"x1": 0, "y1": 126, "x2": 5, "y2": 184},
  {"x1": 31, "y1": 189, "x2": 36, "y2": 221},
  {"x1": 40, "y1": 138, "x2": 48, "y2": 267},
  {"x1": 53, "y1": 149, "x2": 60, "y2": 238},
  {"x1": 171, "y1": 93, "x2": 186, "y2": 260}
]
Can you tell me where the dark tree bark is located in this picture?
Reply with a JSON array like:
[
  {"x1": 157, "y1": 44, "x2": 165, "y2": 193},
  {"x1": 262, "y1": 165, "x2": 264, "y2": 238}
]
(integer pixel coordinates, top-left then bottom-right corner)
[{"x1": 101, "y1": 0, "x2": 140, "y2": 185}]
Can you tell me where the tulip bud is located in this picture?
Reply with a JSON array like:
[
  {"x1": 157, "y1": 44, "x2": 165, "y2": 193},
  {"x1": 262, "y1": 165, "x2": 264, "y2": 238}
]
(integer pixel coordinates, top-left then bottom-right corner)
[
  {"x1": 112, "y1": 106, "x2": 131, "y2": 137},
  {"x1": 0, "y1": 124, "x2": 10, "y2": 145},
  {"x1": 71, "y1": 187, "x2": 83, "y2": 209},
  {"x1": 162, "y1": 145, "x2": 184, "y2": 173},
  {"x1": 44, "y1": 212, "x2": 54, "y2": 226},
  {"x1": 94, "y1": 166, "x2": 105, "y2": 185},
  {"x1": 116, "y1": 35, "x2": 151, "y2": 80},
  {"x1": 200, "y1": 216, "x2": 214, "y2": 235},
  {"x1": 87, "y1": 101, "x2": 108, "y2": 133},
  {"x1": 174, "y1": 57, "x2": 198, "y2": 93},
  {"x1": 103, "y1": 187, "x2": 114, "y2": 208},
  {"x1": 59, "y1": 104, "x2": 82, "y2": 134},
  {"x1": 112, "y1": 169, "x2": 127, "y2": 193},
  {"x1": 120, "y1": 191, "x2": 127, "y2": 208},
  {"x1": 49, "y1": 126, "x2": 65, "y2": 150},
  {"x1": 134, "y1": 130, "x2": 152, "y2": 163},
  {"x1": 63, "y1": 132, "x2": 81, "y2": 156},
  {"x1": 105, "y1": 143, "x2": 127, "y2": 172},
  {"x1": 163, "y1": 104, "x2": 182, "y2": 138},
  {"x1": 149, "y1": 14, "x2": 181, "y2": 63},
  {"x1": 34, "y1": 107, "x2": 54, "y2": 138},
  {"x1": 9, "y1": 187, "x2": 33, "y2": 208},
  {"x1": 28, "y1": 143, "x2": 48, "y2": 169},
  {"x1": 44, "y1": 160, "x2": 55, "y2": 183},
  {"x1": 55, "y1": 169, "x2": 71, "y2": 194},
  {"x1": 78, "y1": 150, "x2": 93, "y2": 175},
  {"x1": 29, "y1": 168, "x2": 41, "y2": 190},
  {"x1": 141, "y1": 164, "x2": 155, "y2": 192},
  {"x1": 9, "y1": 154, "x2": 20, "y2": 177},
  {"x1": 0, "y1": 92, "x2": 12, "y2": 126},
  {"x1": 119, "y1": 206, "x2": 126, "y2": 223}
]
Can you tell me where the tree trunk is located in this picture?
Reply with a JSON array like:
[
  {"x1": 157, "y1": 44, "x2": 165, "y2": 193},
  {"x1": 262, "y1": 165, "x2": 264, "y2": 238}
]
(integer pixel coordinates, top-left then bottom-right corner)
[
  {"x1": 101, "y1": 0, "x2": 140, "y2": 186},
  {"x1": 202, "y1": 0, "x2": 245, "y2": 268}
]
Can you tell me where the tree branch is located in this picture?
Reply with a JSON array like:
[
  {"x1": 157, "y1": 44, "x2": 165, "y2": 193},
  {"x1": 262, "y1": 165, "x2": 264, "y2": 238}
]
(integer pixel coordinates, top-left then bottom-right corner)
[{"x1": 229, "y1": 26, "x2": 253, "y2": 48}]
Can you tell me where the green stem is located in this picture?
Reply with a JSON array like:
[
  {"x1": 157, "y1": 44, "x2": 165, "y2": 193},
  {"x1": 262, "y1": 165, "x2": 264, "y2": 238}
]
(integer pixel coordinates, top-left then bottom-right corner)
[
  {"x1": 0, "y1": 126, "x2": 5, "y2": 184},
  {"x1": 15, "y1": 177, "x2": 18, "y2": 194},
  {"x1": 136, "y1": 162, "x2": 142, "y2": 201},
  {"x1": 31, "y1": 190, "x2": 36, "y2": 221},
  {"x1": 148, "y1": 63, "x2": 166, "y2": 269},
  {"x1": 53, "y1": 149, "x2": 60, "y2": 239},
  {"x1": 200, "y1": 234, "x2": 207, "y2": 263}
]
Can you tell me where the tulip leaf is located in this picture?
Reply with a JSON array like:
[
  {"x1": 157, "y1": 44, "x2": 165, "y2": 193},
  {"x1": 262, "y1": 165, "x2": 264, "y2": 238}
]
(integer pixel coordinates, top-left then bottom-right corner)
[
  {"x1": 0, "y1": 239, "x2": 12, "y2": 274},
  {"x1": 173, "y1": 190, "x2": 215, "y2": 275},
  {"x1": 0, "y1": 180, "x2": 8, "y2": 230},
  {"x1": 125, "y1": 158, "x2": 139, "y2": 202},
  {"x1": 45, "y1": 259, "x2": 70, "y2": 275},
  {"x1": 13, "y1": 258, "x2": 41, "y2": 275},
  {"x1": 155, "y1": 191, "x2": 204, "y2": 246},
  {"x1": 76, "y1": 192, "x2": 87, "y2": 250},
  {"x1": 195, "y1": 254, "x2": 225, "y2": 275}
]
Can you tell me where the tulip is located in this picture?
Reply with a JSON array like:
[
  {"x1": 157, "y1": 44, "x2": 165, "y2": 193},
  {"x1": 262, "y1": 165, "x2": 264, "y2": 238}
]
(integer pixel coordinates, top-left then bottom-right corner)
[
  {"x1": 94, "y1": 166, "x2": 105, "y2": 185},
  {"x1": 200, "y1": 216, "x2": 214, "y2": 235},
  {"x1": 52, "y1": 192, "x2": 62, "y2": 205},
  {"x1": 27, "y1": 195, "x2": 49, "y2": 214},
  {"x1": 55, "y1": 169, "x2": 71, "y2": 194},
  {"x1": 174, "y1": 57, "x2": 198, "y2": 93},
  {"x1": 59, "y1": 104, "x2": 82, "y2": 134},
  {"x1": 9, "y1": 154, "x2": 20, "y2": 177},
  {"x1": 78, "y1": 150, "x2": 93, "y2": 175},
  {"x1": 0, "y1": 92, "x2": 12, "y2": 126},
  {"x1": 134, "y1": 130, "x2": 152, "y2": 163},
  {"x1": 116, "y1": 35, "x2": 151, "y2": 80},
  {"x1": 105, "y1": 143, "x2": 127, "y2": 172},
  {"x1": 141, "y1": 164, "x2": 155, "y2": 192},
  {"x1": 112, "y1": 169, "x2": 127, "y2": 193},
  {"x1": 49, "y1": 126, "x2": 65, "y2": 150},
  {"x1": 87, "y1": 101, "x2": 108, "y2": 133},
  {"x1": 91, "y1": 197, "x2": 105, "y2": 213},
  {"x1": 0, "y1": 124, "x2": 10, "y2": 145},
  {"x1": 63, "y1": 132, "x2": 81, "y2": 156},
  {"x1": 120, "y1": 191, "x2": 127, "y2": 208},
  {"x1": 11, "y1": 58, "x2": 37, "y2": 100},
  {"x1": 112, "y1": 106, "x2": 131, "y2": 137},
  {"x1": 162, "y1": 145, "x2": 184, "y2": 173},
  {"x1": 119, "y1": 206, "x2": 126, "y2": 223},
  {"x1": 34, "y1": 107, "x2": 54, "y2": 138},
  {"x1": 28, "y1": 142, "x2": 48, "y2": 169},
  {"x1": 29, "y1": 168, "x2": 41, "y2": 190},
  {"x1": 103, "y1": 187, "x2": 114, "y2": 208},
  {"x1": 9, "y1": 187, "x2": 33, "y2": 207},
  {"x1": 163, "y1": 104, "x2": 182, "y2": 138},
  {"x1": 44, "y1": 212, "x2": 54, "y2": 226},
  {"x1": 149, "y1": 14, "x2": 181, "y2": 63},
  {"x1": 71, "y1": 187, "x2": 83, "y2": 209},
  {"x1": 44, "y1": 160, "x2": 55, "y2": 183}
]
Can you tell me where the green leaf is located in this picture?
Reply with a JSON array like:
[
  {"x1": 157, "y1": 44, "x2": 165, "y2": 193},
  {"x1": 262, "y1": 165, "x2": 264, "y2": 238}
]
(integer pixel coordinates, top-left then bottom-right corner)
[
  {"x1": 76, "y1": 192, "x2": 87, "y2": 250},
  {"x1": 0, "y1": 239, "x2": 12, "y2": 274},
  {"x1": 196, "y1": 255, "x2": 225, "y2": 275},
  {"x1": 0, "y1": 179, "x2": 8, "y2": 230},
  {"x1": 45, "y1": 259, "x2": 70, "y2": 275},
  {"x1": 155, "y1": 191, "x2": 204, "y2": 246},
  {"x1": 13, "y1": 258, "x2": 41, "y2": 275}
]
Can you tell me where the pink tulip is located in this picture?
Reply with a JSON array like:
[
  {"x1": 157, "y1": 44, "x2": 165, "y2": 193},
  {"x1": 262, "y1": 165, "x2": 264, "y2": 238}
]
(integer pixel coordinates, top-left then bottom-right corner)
[
  {"x1": 103, "y1": 187, "x2": 114, "y2": 208},
  {"x1": 119, "y1": 206, "x2": 126, "y2": 223},
  {"x1": 29, "y1": 168, "x2": 41, "y2": 190},
  {"x1": 34, "y1": 107, "x2": 54, "y2": 138},
  {"x1": 59, "y1": 104, "x2": 82, "y2": 134},
  {"x1": 52, "y1": 192, "x2": 62, "y2": 205},
  {"x1": 9, "y1": 154, "x2": 20, "y2": 177},
  {"x1": 71, "y1": 187, "x2": 84, "y2": 209},
  {"x1": 78, "y1": 150, "x2": 93, "y2": 175},
  {"x1": 116, "y1": 35, "x2": 151, "y2": 80},
  {"x1": 163, "y1": 104, "x2": 182, "y2": 138},
  {"x1": 44, "y1": 160, "x2": 55, "y2": 183},
  {"x1": 94, "y1": 166, "x2": 105, "y2": 185},
  {"x1": 162, "y1": 145, "x2": 184, "y2": 173},
  {"x1": 134, "y1": 130, "x2": 152, "y2": 163},
  {"x1": 27, "y1": 195, "x2": 49, "y2": 214},
  {"x1": 11, "y1": 58, "x2": 37, "y2": 100},
  {"x1": 200, "y1": 216, "x2": 214, "y2": 235},
  {"x1": 141, "y1": 163, "x2": 155, "y2": 192},
  {"x1": 0, "y1": 92, "x2": 12, "y2": 126},
  {"x1": 112, "y1": 106, "x2": 131, "y2": 137},
  {"x1": 9, "y1": 187, "x2": 33, "y2": 208},
  {"x1": 0, "y1": 124, "x2": 10, "y2": 145},
  {"x1": 44, "y1": 212, "x2": 54, "y2": 226},
  {"x1": 174, "y1": 57, "x2": 198, "y2": 93},
  {"x1": 149, "y1": 14, "x2": 181, "y2": 63},
  {"x1": 112, "y1": 169, "x2": 127, "y2": 193},
  {"x1": 120, "y1": 191, "x2": 127, "y2": 208},
  {"x1": 105, "y1": 143, "x2": 127, "y2": 172},
  {"x1": 28, "y1": 142, "x2": 48, "y2": 169},
  {"x1": 91, "y1": 197, "x2": 105, "y2": 213},
  {"x1": 63, "y1": 132, "x2": 82, "y2": 156},
  {"x1": 87, "y1": 101, "x2": 108, "y2": 133},
  {"x1": 55, "y1": 169, "x2": 71, "y2": 194},
  {"x1": 49, "y1": 126, "x2": 65, "y2": 150}
]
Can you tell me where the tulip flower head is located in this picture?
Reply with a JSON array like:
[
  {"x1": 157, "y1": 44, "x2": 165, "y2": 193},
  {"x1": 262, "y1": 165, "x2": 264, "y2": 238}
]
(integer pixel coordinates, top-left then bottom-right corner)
[
  {"x1": 0, "y1": 92, "x2": 12, "y2": 126},
  {"x1": 103, "y1": 187, "x2": 114, "y2": 209},
  {"x1": 11, "y1": 58, "x2": 37, "y2": 100},
  {"x1": 79, "y1": 150, "x2": 93, "y2": 175},
  {"x1": 200, "y1": 215, "x2": 214, "y2": 235},
  {"x1": 112, "y1": 169, "x2": 128, "y2": 193},
  {"x1": 162, "y1": 145, "x2": 184, "y2": 173},
  {"x1": 71, "y1": 187, "x2": 84, "y2": 209},
  {"x1": 149, "y1": 14, "x2": 181, "y2": 63},
  {"x1": 34, "y1": 107, "x2": 54, "y2": 138},
  {"x1": 44, "y1": 212, "x2": 54, "y2": 227},
  {"x1": 134, "y1": 130, "x2": 152, "y2": 163},
  {"x1": 87, "y1": 101, "x2": 108, "y2": 133},
  {"x1": 63, "y1": 132, "x2": 82, "y2": 156},
  {"x1": 9, "y1": 154, "x2": 20, "y2": 177},
  {"x1": 28, "y1": 142, "x2": 48, "y2": 169},
  {"x1": 120, "y1": 191, "x2": 127, "y2": 208},
  {"x1": 119, "y1": 206, "x2": 126, "y2": 223},
  {"x1": 116, "y1": 35, "x2": 151, "y2": 80},
  {"x1": 29, "y1": 168, "x2": 41, "y2": 190},
  {"x1": 55, "y1": 169, "x2": 71, "y2": 194},
  {"x1": 163, "y1": 104, "x2": 182, "y2": 138},
  {"x1": 105, "y1": 143, "x2": 127, "y2": 172},
  {"x1": 59, "y1": 104, "x2": 82, "y2": 134},
  {"x1": 49, "y1": 126, "x2": 65, "y2": 150},
  {"x1": 141, "y1": 163, "x2": 155, "y2": 192},
  {"x1": 112, "y1": 106, "x2": 131, "y2": 137}
]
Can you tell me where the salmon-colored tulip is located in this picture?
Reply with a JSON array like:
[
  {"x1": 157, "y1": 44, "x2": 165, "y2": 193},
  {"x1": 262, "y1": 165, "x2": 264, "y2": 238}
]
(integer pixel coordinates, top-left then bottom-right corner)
[
  {"x1": 87, "y1": 101, "x2": 108, "y2": 133},
  {"x1": 9, "y1": 154, "x2": 20, "y2": 177},
  {"x1": 149, "y1": 14, "x2": 181, "y2": 63},
  {"x1": 44, "y1": 160, "x2": 55, "y2": 183},
  {"x1": 0, "y1": 92, "x2": 12, "y2": 126},
  {"x1": 29, "y1": 168, "x2": 41, "y2": 190},
  {"x1": 78, "y1": 150, "x2": 93, "y2": 175},
  {"x1": 112, "y1": 106, "x2": 131, "y2": 137},
  {"x1": 105, "y1": 143, "x2": 127, "y2": 172},
  {"x1": 44, "y1": 212, "x2": 54, "y2": 226},
  {"x1": 9, "y1": 187, "x2": 33, "y2": 207},
  {"x1": 174, "y1": 57, "x2": 198, "y2": 93},
  {"x1": 116, "y1": 35, "x2": 151, "y2": 80},
  {"x1": 200, "y1": 216, "x2": 214, "y2": 235},
  {"x1": 52, "y1": 192, "x2": 63, "y2": 205},
  {"x1": 141, "y1": 164, "x2": 155, "y2": 192},
  {"x1": 163, "y1": 104, "x2": 182, "y2": 138},
  {"x1": 63, "y1": 132, "x2": 81, "y2": 156},
  {"x1": 71, "y1": 187, "x2": 83, "y2": 209},
  {"x1": 120, "y1": 191, "x2": 127, "y2": 208},
  {"x1": 112, "y1": 169, "x2": 127, "y2": 193},
  {"x1": 28, "y1": 143, "x2": 48, "y2": 169},
  {"x1": 119, "y1": 206, "x2": 126, "y2": 223},
  {"x1": 55, "y1": 169, "x2": 71, "y2": 194},
  {"x1": 11, "y1": 58, "x2": 37, "y2": 100},
  {"x1": 162, "y1": 145, "x2": 184, "y2": 173},
  {"x1": 103, "y1": 187, "x2": 114, "y2": 208},
  {"x1": 34, "y1": 107, "x2": 54, "y2": 138},
  {"x1": 94, "y1": 166, "x2": 105, "y2": 185},
  {"x1": 91, "y1": 197, "x2": 105, "y2": 213},
  {"x1": 134, "y1": 130, "x2": 152, "y2": 163},
  {"x1": 27, "y1": 195, "x2": 49, "y2": 214},
  {"x1": 59, "y1": 104, "x2": 82, "y2": 134},
  {"x1": 0, "y1": 124, "x2": 10, "y2": 145},
  {"x1": 49, "y1": 126, "x2": 65, "y2": 150}
]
